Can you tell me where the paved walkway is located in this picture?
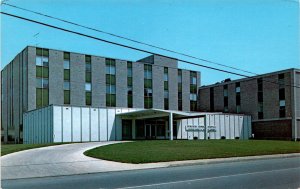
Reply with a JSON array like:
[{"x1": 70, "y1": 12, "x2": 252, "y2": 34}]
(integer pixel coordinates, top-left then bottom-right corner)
[{"x1": 1, "y1": 142, "x2": 300, "y2": 180}]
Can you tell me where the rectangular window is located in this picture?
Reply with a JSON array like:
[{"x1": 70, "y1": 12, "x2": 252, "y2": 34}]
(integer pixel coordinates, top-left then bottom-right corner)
[
  {"x1": 36, "y1": 88, "x2": 49, "y2": 108},
  {"x1": 279, "y1": 88, "x2": 285, "y2": 100},
  {"x1": 144, "y1": 64, "x2": 153, "y2": 109},
  {"x1": 86, "y1": 92, "x2": 91, "y2": 106},
  {"x1": 64, "y1": 90, "x2": 70, "y2": 104},
  {"x1": 178, "y1": 70, "x2": 183, "y2": 111},
  {"x1": 127, "y1": 62, "x2": 133, "y2": 108},
  {"x1": 85, "y1": 83, "x2": 91, "y2": 91},
  {"x1": 236, "y1": 105, "x2": 241, "y2": 113},
  {"x1": 210, "y1": 87, "x2": 214, "y2": 111},
  {"x1": 63, "y1": 81, "x2": 70, "y2": 90},
  {"x1": 190, "y1": 71, "x2": 197, "y2": 111},
  {"x1": 106, "y1": 58, "x2": 116, "y2": 75}
]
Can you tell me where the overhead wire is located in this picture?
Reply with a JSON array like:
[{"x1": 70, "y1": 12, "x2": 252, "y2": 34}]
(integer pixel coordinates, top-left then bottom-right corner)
[{"x1": 1, "y1": 11, "x2": 300, "y2": 89}]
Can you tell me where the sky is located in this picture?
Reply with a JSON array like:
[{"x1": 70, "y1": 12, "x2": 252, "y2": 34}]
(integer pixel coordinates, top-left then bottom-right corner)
[{"x1": 1, "y1": 0, "x2": 299, "y2": 85}]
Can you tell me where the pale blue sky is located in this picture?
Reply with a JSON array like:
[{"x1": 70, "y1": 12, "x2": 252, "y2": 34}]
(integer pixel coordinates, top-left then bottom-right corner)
[{"x1": 1, "y1": 0, "x2": 299, "y2": 85}]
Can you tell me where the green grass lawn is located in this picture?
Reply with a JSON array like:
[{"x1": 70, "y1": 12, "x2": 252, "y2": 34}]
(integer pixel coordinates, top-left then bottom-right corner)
[
  {"x1": 84, "y1": 140, "x2": 300, "y2": 164},
  {"x1": 1, "y1": 143, "x2": 67, "y2": 156}
]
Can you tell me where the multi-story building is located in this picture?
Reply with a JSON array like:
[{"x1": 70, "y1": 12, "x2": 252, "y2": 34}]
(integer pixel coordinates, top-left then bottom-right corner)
[
  {"x1": 1, "y1": 46, "x2": 201, "y2": 143},
  {"x1": 198, "y1": 68, "x2": 300, "y2": 140}
]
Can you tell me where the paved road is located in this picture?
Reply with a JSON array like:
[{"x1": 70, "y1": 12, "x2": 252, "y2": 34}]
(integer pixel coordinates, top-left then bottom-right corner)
[{"x1": 2, "y1": 157, "x2": 300, "y2": 189}]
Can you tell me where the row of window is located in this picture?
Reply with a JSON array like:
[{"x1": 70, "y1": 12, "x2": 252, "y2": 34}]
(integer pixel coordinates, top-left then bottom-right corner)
[
  {"x1": 209, "y1": 74, "x2": 286, "y2": 119},
  {"x1": 35, "y1": 48, "x2": 198, "y2": 110}
]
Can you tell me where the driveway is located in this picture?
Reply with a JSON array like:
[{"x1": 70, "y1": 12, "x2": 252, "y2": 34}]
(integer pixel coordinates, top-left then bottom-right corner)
[
  {"x1": 2, "y1": 142, "x2": 299, "y2": 180},
  {"x1": 1, "y1": 142, "x2": 168, "y2": 180}
]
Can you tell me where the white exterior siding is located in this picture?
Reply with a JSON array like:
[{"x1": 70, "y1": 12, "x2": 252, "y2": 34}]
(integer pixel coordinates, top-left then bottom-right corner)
[{"x1": 23, "y1": 105, "x2": 252, "y2": 144}]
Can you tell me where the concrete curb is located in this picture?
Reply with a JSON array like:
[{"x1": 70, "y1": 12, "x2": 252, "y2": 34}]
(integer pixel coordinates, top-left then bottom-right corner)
[{"x1": 162, "y1": 153, "x2": 300, "y2": 168}]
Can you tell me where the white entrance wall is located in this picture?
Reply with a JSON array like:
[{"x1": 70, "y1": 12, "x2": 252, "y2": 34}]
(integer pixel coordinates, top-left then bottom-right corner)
[
  {"x1": 23, "y1": 105, "x2": 252, "y2": 144},
  {"x1": 177, "y1": 114, "x2": 251, "y2": 140}
]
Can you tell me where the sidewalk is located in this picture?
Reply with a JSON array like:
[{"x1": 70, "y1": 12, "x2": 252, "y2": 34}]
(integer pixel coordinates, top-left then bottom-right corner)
[{"x1": 1, "y1": 142, "x2": 299, "y2": 180}]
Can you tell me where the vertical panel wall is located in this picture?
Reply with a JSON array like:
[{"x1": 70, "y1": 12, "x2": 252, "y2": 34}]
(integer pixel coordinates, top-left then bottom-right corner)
[
  {"x1": 49, "y1": 50, "x2": 64, "y2": 105},
  {"x1": 152, "y1": 66, "x2": 164, "y2": 109},
  {"x1": 27, "y1": 46, "x2": 36, "y2": 111},
  {"x1": 182, "y1": 70, "x2": 190, "y2": 111},
  {"x1": 132, "y1": 62, "x2": 144, "y2": 108},
  {"x1": 168, "y1": 68, "x2": 179, "y2": 110},
  {"x1": 23, "y1": 106, "x2": 53, "y2": 144},
  {"x1": 177, "y1": 114, "x2": 251, "y2": 140},
  {"x1": 70, "y1": 53, "x2": 85, "y2": 106},
  {"x1": 116, "y1": 60, "x2": 127, "y2": 107},
  {"x1": 91, "y1": 56, "x2": 106, "y2": 107}
]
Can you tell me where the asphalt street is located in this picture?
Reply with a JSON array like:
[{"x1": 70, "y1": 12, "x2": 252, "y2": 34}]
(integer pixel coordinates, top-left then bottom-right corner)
[{"x1": 2, "y1": 156, "x2": 300, "y2": 189}]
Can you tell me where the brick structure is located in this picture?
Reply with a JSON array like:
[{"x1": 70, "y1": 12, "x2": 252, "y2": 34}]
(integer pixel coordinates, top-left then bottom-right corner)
[{"x1": 198, "y1": 68, "x2": 300, "y2": 140}]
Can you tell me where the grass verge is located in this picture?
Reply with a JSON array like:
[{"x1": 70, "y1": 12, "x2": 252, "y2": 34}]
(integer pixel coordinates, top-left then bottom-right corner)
[
  {"x1": 1, "y1": 143, "x2": 67, "y2": 156},
  {"x1": 84, "y1": 140, "x2": 300, "y2": 164}
]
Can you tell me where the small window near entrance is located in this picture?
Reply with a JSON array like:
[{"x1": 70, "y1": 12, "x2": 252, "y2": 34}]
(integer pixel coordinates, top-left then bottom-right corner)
[{"x1": 122, "y1": 120, "x2": 132, "y2": 140}]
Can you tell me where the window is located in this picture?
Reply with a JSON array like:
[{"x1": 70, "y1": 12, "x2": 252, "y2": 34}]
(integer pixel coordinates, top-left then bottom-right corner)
[
  {"x1": 36, "y1": 78, "x2": 49, "y2": 88},
  {"x1": 235, "y1": 82, "x2": 240, "y2": 93},
  {"x1": 258, "y1": 102, "x2": 263, "y2": 119},
  {"x1": 164, "y1": 67, "x2": 169, "y2": 110},
  {"x1": 190, "y1": 71, "x2": 197, "y2": 111},
  {"x1": 279, "y1": 88, "x2": 285, "y2": 100},
  {"x1": 85, "y1": 83, "x2": 91, "y2": 91},
  {"x1": 127, "y1": 62, "x2": 133, "y2": 108},
  {"x1": 63, "y1": 81, "x2": 70, "y2": 90},
  {"x1": 178, "y1": 70, "x2": 183, "y2": 110},
  {"x1": 210, "y1": 87, "x2": 214, "y2": 111},
  {"x1": 64, "y1": 90, "x2": 70, "y2": 104},
  {"x1": 63, "y1": 52, "x2": 71, "y2": 105},
  {"x1": 106, "y1": 58, "x2": 116, "y2": 75},
  {"x1": 144, "y1": 64, "x2": 153, "y2": 109},
  {"x1": 106, "y1": 58, "x2": 116, "y2": 107},
  {"x1": 236, "y1": 105, "x2": 241, "y2": 113},
  {"x1": 106, "y1": 85, "x2": 116, "y2": 94},
  {"x1": 235, "y1": 82, "x2": 241, "y2": 111},
  {"x1": 86, "y1": 92, "x2": 91, "y2": 106},
  {"x1": 223, "y1": 85, "x2": 228, "y2": 97},
  {"x1": 36, "y1": 48, "x2": 50, "y2": 108}
]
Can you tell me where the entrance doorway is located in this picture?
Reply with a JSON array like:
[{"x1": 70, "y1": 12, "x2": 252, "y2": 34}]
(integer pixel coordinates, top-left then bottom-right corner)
[{"x1": 145, "y1": 124, "x2": 156, "y2": 139}]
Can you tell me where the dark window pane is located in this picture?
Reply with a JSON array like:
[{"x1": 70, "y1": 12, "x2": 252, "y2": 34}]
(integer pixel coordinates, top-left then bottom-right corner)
[
  {"x1": 42, "y1": 89, "x2": 49, "y2": 106},
  {"x1": 127, "y1": 77, "x2": 132, "y2": 86},
  {"x1": 42, "y1": 49, "x2": 49, "y2": 57},
  {"x1": 64, "y1": 69, "x2": 70, "y2": 80},
  {"x1": 258, "y1": 112, "x2": 264, "y2": 119},
  {"x1": 164, "y1": 81, "x2": 168, "y2": 90},
  {"x1": 43, "y1": 67, "x2": 49, "y2": 78},
  {"x1": 36, "y1": 88, "x2": 42, "y2": 108},
  {"x1": 279, "y1": 107, "x2": 285, "y2": 118},
  {"x1": 258, "y1": 92, "x2": 263, "y2": 102},
  {"x1": 64, "y1": 52, "x2": 70, "y2": 60},
  {"x1": 86, "y1": 63, "x2": 91, "y2": 72},
  {"x1": 164, "y1": 99, "x2": 169, "y2": 110},
  {"x1": 128, "y1": 95, "x2": 133, "y2": 108},
  {"x1": 36, "y1": 48, "x2": 42, "y2": 56},
  {"x1": 85, "y1": 55, "x2": 91, "y2": 63},
  {"x1": 86, "y1": 92, "x2": 91, "y2": 105},
  {"x1": 64, "y1": 90, "x2": 70, "y2": 104},
  {"x1": 36, "y1": 66, "x2": 43, "y2": 77},
  {"x1": 279, "y1": 88, "x2": 285, "y2": 100},
  {"x1": 86, "y1": 72, "x2": 91, "y2": 82}
]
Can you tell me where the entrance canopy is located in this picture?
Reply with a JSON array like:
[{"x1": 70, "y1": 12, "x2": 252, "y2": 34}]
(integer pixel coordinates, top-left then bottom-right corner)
[{"x1": 117, "y1": 108, "x2": 206, "y2": 120}]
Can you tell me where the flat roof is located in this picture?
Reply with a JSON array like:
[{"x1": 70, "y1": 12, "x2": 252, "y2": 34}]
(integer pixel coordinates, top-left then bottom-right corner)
[{"x1": 117, "y1": 108, "x2": 223, "y2": 119}]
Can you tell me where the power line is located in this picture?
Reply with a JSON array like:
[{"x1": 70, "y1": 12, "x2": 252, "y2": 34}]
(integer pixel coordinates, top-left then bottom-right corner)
[
  {"x1": 3, "y1": 3, "x2": 295, "y2": 86},
  {"x1": 2, "y1": 2, "x2": 259, "y2": 76},
  {"x1": 1, "y1": 11, "x2": 300, "y2": 89}
]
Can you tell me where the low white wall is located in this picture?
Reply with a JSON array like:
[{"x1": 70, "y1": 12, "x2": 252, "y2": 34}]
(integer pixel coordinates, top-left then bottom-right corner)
[
  {"x1": 177, "y1": 114, "x2": 252, "y2": 140},
  {"x1": 23, "y1": 105, "x2": 137, "y2": 144}
]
